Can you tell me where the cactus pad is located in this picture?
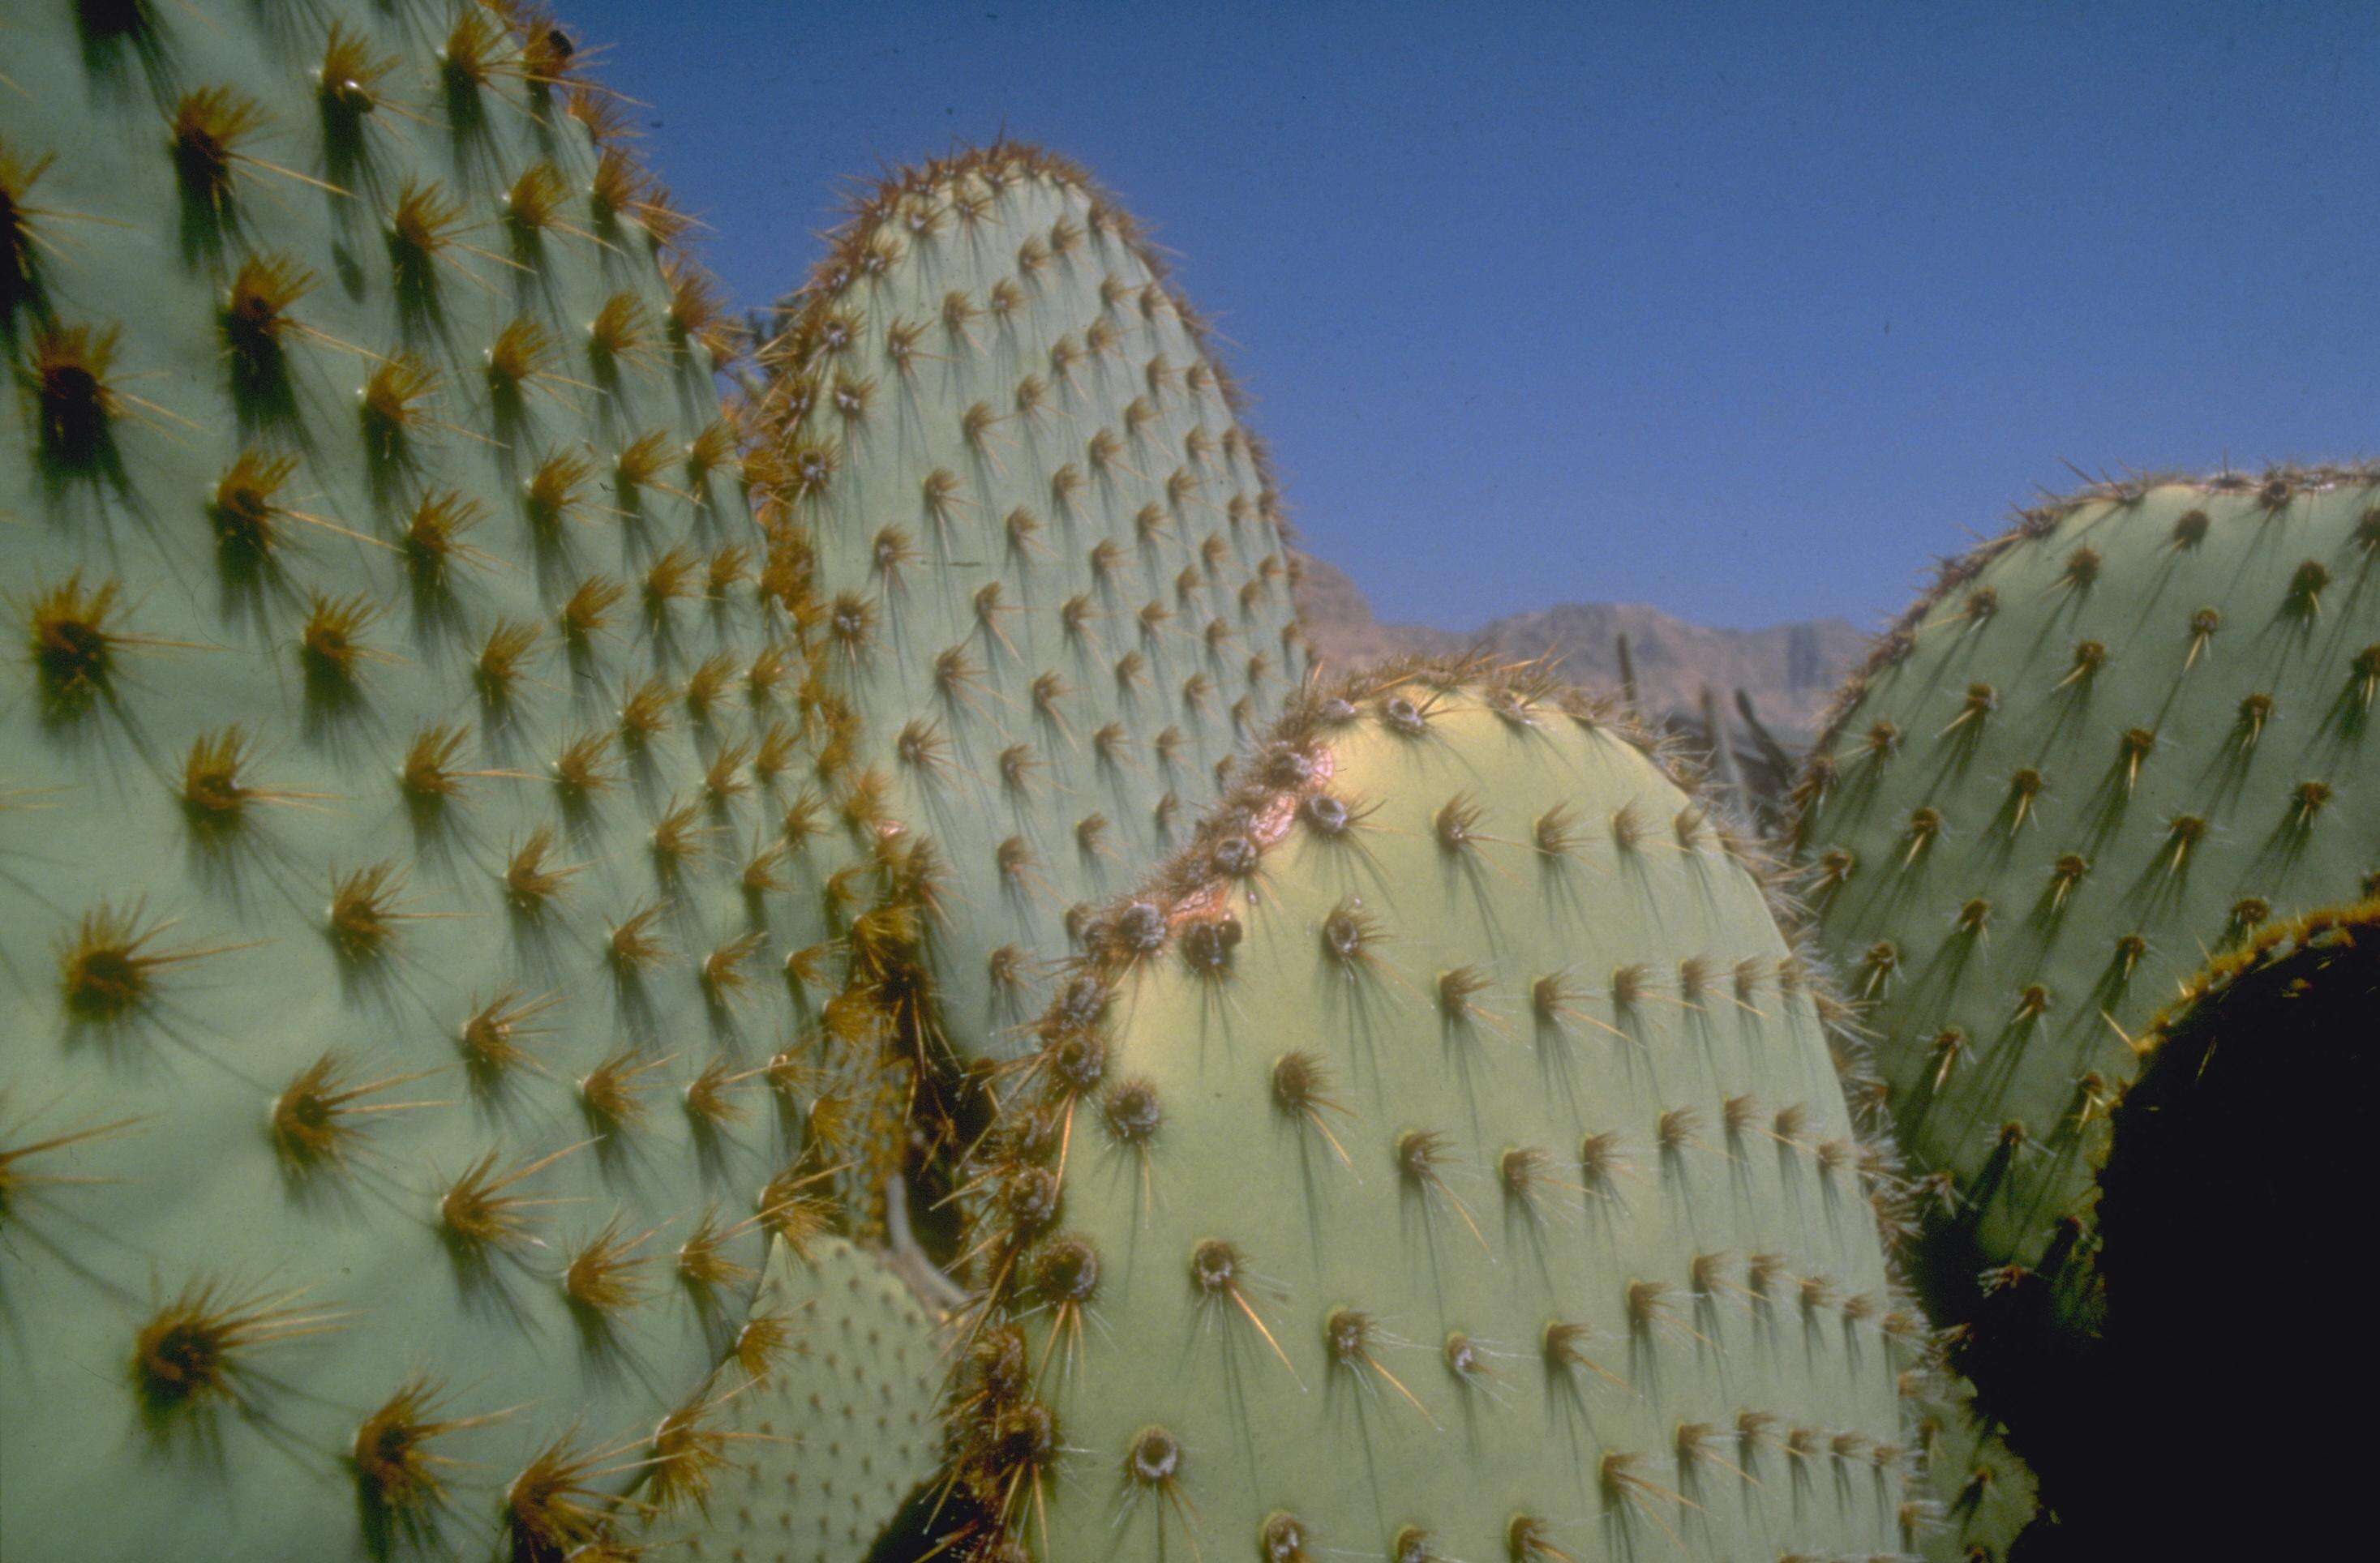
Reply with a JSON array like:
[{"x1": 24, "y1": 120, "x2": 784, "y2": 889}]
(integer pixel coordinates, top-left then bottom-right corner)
[
  {"x1": 915, "y1": 663, "x2": 1915, "y2": 1561},
  {"x1": 1794, "y1": 472, "x2": 2380, "y2": 1312},
  {"x1": 622, "y1": 1235, "x2": 950, "y2": 1563},
  {"x1": 754, "y1": 146, "x2": 1301, "y2": 1079},
  {"x1": 0, "y1": 2, "x2": 834, "y2": 1554},
  {"x1": 1905, "y1": 1376, "x2": 2039, "y2": 1561}
]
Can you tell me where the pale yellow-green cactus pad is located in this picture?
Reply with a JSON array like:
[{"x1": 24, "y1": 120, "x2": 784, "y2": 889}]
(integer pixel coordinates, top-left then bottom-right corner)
[{"x1": 923, "y1": 668, "x2": 1917, "y2": 1561}]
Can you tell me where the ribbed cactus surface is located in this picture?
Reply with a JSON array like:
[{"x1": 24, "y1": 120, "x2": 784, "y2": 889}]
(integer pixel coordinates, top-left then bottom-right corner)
[
  {"x1": 756, "y1": 148, "x2": 1301, "y2": 1075},
  {"x1": 0, "y1": 2, "x2": 831, "y2": 1555},
  {"x1": 1793, "y1": 472, "x2": 2380, "y2": 1320},
  {"x1": 901, "y1": 664, "x2": 1915, "y2": 1561}
]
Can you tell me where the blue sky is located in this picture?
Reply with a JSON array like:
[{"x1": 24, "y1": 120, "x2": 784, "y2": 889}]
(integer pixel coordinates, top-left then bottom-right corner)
[{"x1": 565, "y1": 0, "x2": 2378, "y2": 632}]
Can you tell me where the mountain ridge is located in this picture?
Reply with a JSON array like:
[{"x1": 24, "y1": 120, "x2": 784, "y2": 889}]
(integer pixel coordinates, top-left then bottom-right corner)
[{"x1": 1292, "y1": 553, "x2": 1865, "y2": 743}]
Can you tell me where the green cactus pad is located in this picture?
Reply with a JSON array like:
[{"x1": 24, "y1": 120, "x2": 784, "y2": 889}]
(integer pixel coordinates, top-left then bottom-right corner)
[
  {"x1": 620, "y1": 1234, "x2": 950, "y2": 1563},
  {"x1": 755, "y1": 145, "x2": 1301, "y2": 1075},
  {"x1": 1793, "y1": 471, "x2": 2380, "y2": 1300},
  {"x1": 0, "y1": 2, "x2": 837, "y2": 1554},
  {"x1": 1905, "y1": 1375, "x2": 2039, "y2": 1561},
  {"x1": 916, "y1": 663, "x2": 1915, "y2": 1561}
]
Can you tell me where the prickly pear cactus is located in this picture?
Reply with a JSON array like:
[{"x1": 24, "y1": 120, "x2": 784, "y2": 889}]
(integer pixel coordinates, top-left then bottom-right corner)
[
  {"x1": 900, "y1": 663, "x2": 1916, "y2": 1561},
  {"x1": 0, "y1": 2, "x2": 838, "y2": 1554},
  {"x1": 619, "y1": 1235, "x2": 950, "y2": 1563},
  {"x1": 755, "y1": 146, "x2": 1302, "y2": 1077},
  {"x1": 1905, "y1": 1376, "x2": 2039, "y2": 1561},
  {"x1": 1791, "y1": 471, "x2": 2380, "y2": 1327}
]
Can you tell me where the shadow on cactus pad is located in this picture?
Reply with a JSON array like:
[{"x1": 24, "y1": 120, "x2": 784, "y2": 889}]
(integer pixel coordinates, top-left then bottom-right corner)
[{"x1": 2031, "y1": 900, "x2": 2380, "y2": 1555}]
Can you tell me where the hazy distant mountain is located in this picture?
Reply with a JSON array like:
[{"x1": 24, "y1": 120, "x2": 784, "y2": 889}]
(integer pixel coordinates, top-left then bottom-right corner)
[{"x1": 1293, "y1": 554, "x2": 1864, "y2": 743}]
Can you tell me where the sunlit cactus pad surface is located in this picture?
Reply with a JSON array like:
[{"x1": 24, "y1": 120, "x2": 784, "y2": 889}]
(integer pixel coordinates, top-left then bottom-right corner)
[
  {"x1": 898, "y1": 665, "x2": 1915, "y2": 1561},
  {"x1": 756, "y1": 144, "x2": 1303, "y2": 1072},
  {"x1": 0, "y1": 1, "x2": 838, "y2": 1555},
  {"x1": 17, "y1": 0, "x2": 2293, "y2": 1555}
]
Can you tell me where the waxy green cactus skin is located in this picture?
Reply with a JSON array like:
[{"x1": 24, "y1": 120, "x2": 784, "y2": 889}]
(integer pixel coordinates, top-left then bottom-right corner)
[
  {"x1": 1906, "y1": 1377, "x2": 2038, "y2": 1561},
  {"x1": 758, "y1": 148, "x2": 1302, "y2": 1071},
  {"x1": 1794, "y1": 474, "x2": 2380, "y2": 1302},
  {"x1": 907, "y1": 667, "x2": 1916, "y2": 1561},
  {"x1": 1790, "y1": 473, "x2": 2380, "y2": 1548},
  {"x1": 622, "y1": 1235, "x2": 949, "y2": 1563},
  {"x1": 0, "y1": 2, "x2": 836, "y2": 1555},
  {"x1": 2, "y1": 2, "x2": 1957, "y2": 1555}
]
